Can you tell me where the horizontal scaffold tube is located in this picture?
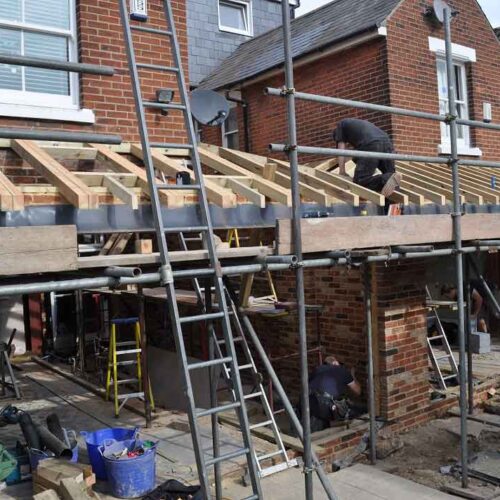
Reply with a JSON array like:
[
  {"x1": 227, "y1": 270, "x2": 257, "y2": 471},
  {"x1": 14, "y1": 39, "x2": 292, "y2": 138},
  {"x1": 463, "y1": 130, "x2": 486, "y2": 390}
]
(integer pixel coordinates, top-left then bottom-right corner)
[
  {"x1": 0, "y1": 54, "x2": 115, "y2": 76},
  {"x1": 265, "y1": 87, "x2": 500, "y2": 133},
  {"x1": 0, "y1": 244, "x2": 499, "y2": 298},
  {"x1": 0, "y1": 129, "x2": 122, "y2": 144}
]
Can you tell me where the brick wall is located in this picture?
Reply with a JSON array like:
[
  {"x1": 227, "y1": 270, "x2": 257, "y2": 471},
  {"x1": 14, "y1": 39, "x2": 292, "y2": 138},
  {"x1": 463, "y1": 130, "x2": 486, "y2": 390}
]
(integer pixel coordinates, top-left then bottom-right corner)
[
  {"x1": 386, "y1": 0, "x2": 500, "y2": 159},
  {"x1": 0, "y1": 0, "x2": 188, "y2": 144}
]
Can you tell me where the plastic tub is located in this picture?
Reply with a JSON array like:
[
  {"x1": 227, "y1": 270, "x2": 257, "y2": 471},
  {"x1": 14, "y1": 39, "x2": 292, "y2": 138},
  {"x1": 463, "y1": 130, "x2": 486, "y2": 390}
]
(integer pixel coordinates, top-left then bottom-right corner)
[
  {"x1": 80, "y1": 427, "x2": 139, "y2": 480},
  {"x1": 28, "y1": 449, "x2": 53, "y2": 471},
  {"x1": 101, "y1": 439, "x2": 157, "y2": 498}
]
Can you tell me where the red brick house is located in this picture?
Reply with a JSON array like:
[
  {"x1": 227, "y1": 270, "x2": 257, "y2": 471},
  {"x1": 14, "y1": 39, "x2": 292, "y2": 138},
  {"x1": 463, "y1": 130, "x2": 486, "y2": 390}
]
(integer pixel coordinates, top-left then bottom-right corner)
[
  {"x1": 0, "y1": 0, "x2": 188, "y2": 144},
  {"x1": 199, "y1": 0, "x2": 500, "y2": 161}
]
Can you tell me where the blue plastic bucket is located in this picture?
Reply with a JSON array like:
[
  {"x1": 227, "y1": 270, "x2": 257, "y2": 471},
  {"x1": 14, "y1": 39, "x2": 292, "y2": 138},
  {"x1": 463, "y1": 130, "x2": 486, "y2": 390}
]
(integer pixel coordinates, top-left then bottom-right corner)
[
  {"x1": 101, "y1": 440, "x2": 157, "y2": 498},
  {"x1": 28, "y1": 449, "x2": 53, "y2": 471},
  {"x1": 80, "y1": 427, "x2": 139, "y2": 480}
]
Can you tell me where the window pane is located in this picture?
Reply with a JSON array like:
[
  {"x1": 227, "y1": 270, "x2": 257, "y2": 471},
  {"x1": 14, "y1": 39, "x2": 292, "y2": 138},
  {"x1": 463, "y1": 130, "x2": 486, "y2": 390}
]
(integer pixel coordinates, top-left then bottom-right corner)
[
  {"x1": 436, "y1": 60, "x2": 448, "y2": 100},
  {"x1": 226, "y1": 132, "x2": 239, "y2": 150},
  {"x1": 24, "y1": 32, "x2": 69, "y2": 95},
  {"x1": 25, "y1": 0, "x2": 71, "y2": 30},
  {"x1": 220, "y1": 2, "x2": 247, "y2": 30},
  {"x1": 0, "y1": 0, "x2": 22, "y2": 22},
  {"x1": 454, "y1": 65, "x2": 463, "y2": 101},
  {"x1": 0, "y1": 28, "x2": 22, "y2": 91}
]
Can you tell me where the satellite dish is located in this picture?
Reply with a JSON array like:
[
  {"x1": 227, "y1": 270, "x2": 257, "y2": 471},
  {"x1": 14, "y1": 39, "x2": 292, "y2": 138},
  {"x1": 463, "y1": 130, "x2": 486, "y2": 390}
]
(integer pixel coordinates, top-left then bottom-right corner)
[
  {"x1": 190, "y1": 89, "x2": 229, "y2": 126},
  {"x1": 433, "y1": 0, "x2": 449, "y2": 23}
]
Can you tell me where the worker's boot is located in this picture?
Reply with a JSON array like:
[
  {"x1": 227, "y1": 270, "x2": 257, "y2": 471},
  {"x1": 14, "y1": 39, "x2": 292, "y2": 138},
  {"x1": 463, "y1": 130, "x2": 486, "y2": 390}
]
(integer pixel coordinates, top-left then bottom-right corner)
[{"x1": 381, "y1": 172, "x2": 402, "y2": 197}]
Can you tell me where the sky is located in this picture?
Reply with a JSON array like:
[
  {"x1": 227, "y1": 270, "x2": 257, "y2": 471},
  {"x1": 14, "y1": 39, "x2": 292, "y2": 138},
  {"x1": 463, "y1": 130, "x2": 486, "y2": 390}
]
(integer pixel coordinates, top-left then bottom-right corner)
[{"x1": 296, "y1": 0, "x2": 500, "y2": 27}]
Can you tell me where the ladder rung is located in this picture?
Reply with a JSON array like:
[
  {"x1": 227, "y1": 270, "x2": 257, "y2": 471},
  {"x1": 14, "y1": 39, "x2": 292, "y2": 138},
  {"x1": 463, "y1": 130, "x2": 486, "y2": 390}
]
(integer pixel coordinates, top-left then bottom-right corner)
[
  {"x1": 156, "y1": 183, "x2": 200, "y2": 190},
  {"x1": 443, "y1": 374, "x2": 458, "y2": 380},
  {"x1": 428, "y1": 335, "x2": 444, "y2": 341},
  {"x1": 150, "y1": 142, "x2": 194, "y2": 149},
  {"x1": 116, "y1": 341, "x2": 137, "y2": 347},
  {"x1": 164, "y1": 226, "x2": 208, "y2": 234},
  {"x1": 216, "y1": 336, "x2": 243, "y2": 345},
  {"x1": 436, "y1": 354, "x2": 451, "y2": 360},
  {"x1": 143, "y1": 101, "x2": 187, "y2": 111},
  {"x1": 250, "y1": 419, "x2": 273, "y2": 430},
  {"x1": 116, "y1": 392, "x2": 144, "y2": 400},
  {"x1": 131, "y1": 25, "x2": 173, "y2": 36},
  {"x1": 244, "y1": 392, "x2": 263, "y2": 400},
  {"x1": 205, "y1": 448, "x2": 249, "y2": 467},
  {"x1": 109, "y1": 378, "x2": 139, "y2": 385},
  {"x1": 137, "y1": 63, "x2": 179, "y2": 72},
  {"x1": 180, "y1": 311, "x2": 225, "y2": 324},
  {"x1": 257, "y1": 450, "x2": 283, "y2": 462},
  {"x1": 188, "y1": 356, "x2": 232, "y2": 371},
  {"x1": 197, "y1": 401, "x2": 241, "y2": 417},
  {"x1": 242, "y1": 496, "x2": 259, "y2": 500},
  {"x1": 116, "y1": 349, "x2": 141, "y2": 355},
  {"x1": 116, "y1": 360, "x2": 138, "y2": 366}
]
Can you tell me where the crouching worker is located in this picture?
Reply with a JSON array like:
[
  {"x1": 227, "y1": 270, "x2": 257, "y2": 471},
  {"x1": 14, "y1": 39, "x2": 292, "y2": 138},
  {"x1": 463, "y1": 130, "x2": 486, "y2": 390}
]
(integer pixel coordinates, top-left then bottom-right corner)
[{"x1": 308, "y1": 355, "x2": 361, "y2": 432}]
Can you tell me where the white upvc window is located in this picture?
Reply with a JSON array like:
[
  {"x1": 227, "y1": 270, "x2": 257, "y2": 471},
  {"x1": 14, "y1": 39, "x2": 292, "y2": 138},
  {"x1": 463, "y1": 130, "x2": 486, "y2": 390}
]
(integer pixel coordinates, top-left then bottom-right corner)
[
  {"x1": 222, "y1": 103, "x2": 239, "y2": 149},
  {"x1": 429, "y1": 36, "x2": 481, "y2": 156},
  {"x1": 218, "y1": 0, "x2": 253, "y2": 37},
  {"x1": 0, "y1": 0, "x2": 94, "y2": 123}
]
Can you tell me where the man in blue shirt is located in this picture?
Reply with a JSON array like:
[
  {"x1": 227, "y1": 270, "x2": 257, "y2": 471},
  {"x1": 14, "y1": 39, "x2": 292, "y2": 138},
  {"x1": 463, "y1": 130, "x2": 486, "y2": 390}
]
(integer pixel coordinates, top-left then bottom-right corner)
[{"x1": 309, "y1": 355, "x2": 361, "y2": 431}]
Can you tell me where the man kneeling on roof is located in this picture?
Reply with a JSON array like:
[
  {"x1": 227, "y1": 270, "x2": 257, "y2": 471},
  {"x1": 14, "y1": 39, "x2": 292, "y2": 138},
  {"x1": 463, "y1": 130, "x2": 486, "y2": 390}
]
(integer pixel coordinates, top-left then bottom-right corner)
[
  {"x1": 308, "y1": 355, "x2": 361, "y2": 432},
  {"x1": 333, "y1": 118, "x2": 402, "y2": 197}
]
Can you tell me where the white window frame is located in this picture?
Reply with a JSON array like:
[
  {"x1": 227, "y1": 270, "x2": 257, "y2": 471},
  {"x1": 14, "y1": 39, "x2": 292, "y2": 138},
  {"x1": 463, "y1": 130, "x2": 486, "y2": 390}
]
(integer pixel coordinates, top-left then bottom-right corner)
[
  {"x1": 222, "y1": 102, "x2": 239, "y2": 148},
  {"x1": 0, "y1": 0, "x2": 95, "y2": 123},
  {"x1": 218, "y1": 0, "x2": 253, "y2": 37},
  {"x1": 429, "y1": 36, "x2": 481, "y2": 157}
]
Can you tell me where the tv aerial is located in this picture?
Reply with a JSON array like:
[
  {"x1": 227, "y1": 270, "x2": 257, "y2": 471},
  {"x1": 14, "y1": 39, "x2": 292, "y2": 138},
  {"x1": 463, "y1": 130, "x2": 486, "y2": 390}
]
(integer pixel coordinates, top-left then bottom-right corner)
[{"x1": 190, "y1": 89, "x2": 229, "y2": 126}]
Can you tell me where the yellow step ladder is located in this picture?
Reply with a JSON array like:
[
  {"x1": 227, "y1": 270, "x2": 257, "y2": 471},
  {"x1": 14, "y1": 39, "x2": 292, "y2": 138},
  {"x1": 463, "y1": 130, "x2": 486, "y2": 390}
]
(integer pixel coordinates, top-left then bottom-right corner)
[{"x1": 105, "y1": 317, "x2": 154, "y2": 417}]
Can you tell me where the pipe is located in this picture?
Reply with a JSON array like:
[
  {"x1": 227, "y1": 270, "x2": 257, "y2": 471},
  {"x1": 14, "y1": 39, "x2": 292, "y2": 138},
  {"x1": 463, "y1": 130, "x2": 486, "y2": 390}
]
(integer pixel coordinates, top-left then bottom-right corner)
[
  {"x1": 459, "y1": 159, "x2": 500, "y2": 169},
  {"x1": 473, "y1": 240, "x2": 500, "y2": 246},
  {"x1": 269, "y1": 144, "x2": 447, "y2": 164},
  {"x1": 464, "y1": 257, "x2": 474, "y2": 414},
  {"x1": 279, "y1": 1, "x2": 314, "y2": 497},
  {"x1": 104, "y1": 266, "x2": 142, "y2": 278},
  {"x1": 444, "y1": 8, "x2": 468, "y2": 488},
  {"x1": 391, "y1": 245, "x2": 434, "y2": 253},
  {"x1": 363, "y1": 265, "x2": 377, "y2": 465},
  {"x1": 35, "y1": 425, "x2": 73, "y2": 459},
  {"x1": 0, "y1": 54, "x2": 115, "y2": 76},
  {"x1": 240, "y1": 313, "x2": 338, "y2": 500},
  {"x1": 263, "y1": 255, "x2": 298, "y2": 265},
  {"x1": 468, "y1": 256, "x2": 500, "y2": 316},
  {"x1": 265, "y1": 87, "x2": 500, "y2": 134},
  {"x1": 19, "y1": 412, "x2": 42, "y2": 450},
  {"x1": 0, "y1": 128, "x2": 121, "y2": 144}
]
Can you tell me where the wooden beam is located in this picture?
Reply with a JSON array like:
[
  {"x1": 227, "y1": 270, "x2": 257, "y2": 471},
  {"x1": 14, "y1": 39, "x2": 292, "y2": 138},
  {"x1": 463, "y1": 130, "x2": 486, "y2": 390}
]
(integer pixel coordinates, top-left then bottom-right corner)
[
  {"x1": 41, "y1": 146, "x2": 97, "y2": 161},
  {"x1": 0, "y1": 225, "x2": 77, "y2": 275},
  {"x1": 74, "y1": 172, "x2": 137, "y2": 188},
  {"x1": 276, "y1": 213, "x2": 500, "y2": 254},
  {"x1": 398, "y1": 186, "x2": 425, "y2": 205},
  {"x1": 12, "y1": 140, "x2": 98, "y2": 209},
  {"x1": 103, "y1": 175, "x2": 139, "y2": 209},
  {"x1": 226, "y1": 178, "x2": 266, "y2": 207},
  {"x1": 130, "y1": 144, "x2": 237, "y2": 208},
  {"x1": 313, "y1": 158, "x2": 338, "y2": 172},
  {"x1": 0, "y1": 171, "x2": 24, "y2": 211},
  {"x1": 90, "y1": 143, "x2": 175, "y2": 206},
  {"x1": 313, "y1": 169, "x2": 383, "y2": 206},
  {"x1": 199, "y1": 147, "x2": 292, "y2": 205},
  {"x1": 273, "y1": 171, "x2": 330, "y2": 205},
  {"x1": 400, "y1": 179, "x2": 446, "y2": 205}
]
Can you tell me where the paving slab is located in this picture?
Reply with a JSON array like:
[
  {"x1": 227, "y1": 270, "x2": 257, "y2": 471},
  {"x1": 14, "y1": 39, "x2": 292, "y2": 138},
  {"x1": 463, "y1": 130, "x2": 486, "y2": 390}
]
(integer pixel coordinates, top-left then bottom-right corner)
[{"x1": 223, "y1": 464, "x2": 458, "y2": 499}]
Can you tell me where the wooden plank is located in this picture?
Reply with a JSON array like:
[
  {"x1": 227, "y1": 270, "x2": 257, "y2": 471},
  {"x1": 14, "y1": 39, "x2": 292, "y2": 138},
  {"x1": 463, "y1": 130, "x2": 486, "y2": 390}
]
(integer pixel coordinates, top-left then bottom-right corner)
[
  {"x1": 273, "y1": 171, "x2": 330, "y2": 205},
  {"x1": 0, "y1": 171, "x2": 24, "y2": 211},
  {"x1": 386, "y1": 190, "x2": 409, "y2": 205},
  {"x1": 398, "y1": 186, "x2": 425, "y2": 205},
  {"x1": 78, "y1": 245, "x2": 271, "y2": 268},
  {"x1": 199, "y1": 147, "x2": 292, "y2": 205},
  {"x1": 12, "y1": 140, "x2": 98, "y2": 209},
  {"x1": 313, "y1": 169, "x2": 384, "y2": 206},
  {"x1": 103, "y1": 175, "x2": 139, "y2": 209},
  {"x1": 90, "y1": 143, "x2": 176, "y2": 206},
  {"x1": 226, "y1": 178, "x2": 266, "y2": 207},
  {"x1": 400, "y1": 179, "x2": 446, "y2": 205},
  {"x1": 313, "y1": 158, "x2": 338, "y2": 172},
  {"x1": 0, "y1": 225, "x2": 77, "y2": 275},
  {"x1": 130, "y1": 144, "x2": 237, "y2": 208},
  {"x1": 409, "y1": 162, "x2": 491, "y2": 204},
  {"x1": 74, "y1": 172, "x2": 137, "y2": 188},
  {"x1": 219, "y1": 148, "x2": 265, "y2": 175},
  {"x1": 276, "y1": 213, "x2": 500, "y2": 254},
  {"x1": 41, "y1": 146, "x2": 97, "y2": 161}
]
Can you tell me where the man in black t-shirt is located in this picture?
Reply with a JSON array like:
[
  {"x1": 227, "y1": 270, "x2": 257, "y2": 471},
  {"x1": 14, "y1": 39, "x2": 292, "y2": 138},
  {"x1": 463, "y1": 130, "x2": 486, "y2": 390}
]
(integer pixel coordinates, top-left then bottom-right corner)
[
  {"x1": 333, "y1": 118, "x2": 401, "y2": 197},
  {"x1": 308, "y1": 356, "x2": 361, "y2": 432}
]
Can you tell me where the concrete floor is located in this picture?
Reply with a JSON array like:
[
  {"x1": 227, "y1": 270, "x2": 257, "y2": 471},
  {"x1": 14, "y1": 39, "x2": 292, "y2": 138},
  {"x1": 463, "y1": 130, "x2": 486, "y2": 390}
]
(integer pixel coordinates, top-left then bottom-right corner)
[{"x1": 223, "y1": 464, "x2": 458, "y2": 499}]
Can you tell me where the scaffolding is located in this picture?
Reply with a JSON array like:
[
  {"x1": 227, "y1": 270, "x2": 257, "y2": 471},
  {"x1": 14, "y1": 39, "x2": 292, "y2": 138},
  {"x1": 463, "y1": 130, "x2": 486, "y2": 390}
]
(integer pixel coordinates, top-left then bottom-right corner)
[{"x1": 0, "y1": 1, "x2": 498, "y2": 499}]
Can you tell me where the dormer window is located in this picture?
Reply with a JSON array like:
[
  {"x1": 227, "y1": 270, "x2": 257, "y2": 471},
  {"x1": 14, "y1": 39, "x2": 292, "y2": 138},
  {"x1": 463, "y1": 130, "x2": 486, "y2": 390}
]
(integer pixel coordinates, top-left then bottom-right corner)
[{"x1": 219, "y1": 0, "x2": 253, "y2": 36}]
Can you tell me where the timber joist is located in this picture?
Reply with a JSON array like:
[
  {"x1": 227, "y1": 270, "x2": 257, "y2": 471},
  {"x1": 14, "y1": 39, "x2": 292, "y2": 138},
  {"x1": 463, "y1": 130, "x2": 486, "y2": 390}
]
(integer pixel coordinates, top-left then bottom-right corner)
[{"x1": 0, "y1": 139, "x2": 499, "y2": 211}]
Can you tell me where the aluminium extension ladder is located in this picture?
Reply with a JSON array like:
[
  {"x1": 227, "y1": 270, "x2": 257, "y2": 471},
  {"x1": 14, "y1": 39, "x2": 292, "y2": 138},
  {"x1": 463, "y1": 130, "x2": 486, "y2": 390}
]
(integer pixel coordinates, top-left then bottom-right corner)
[
  {"x1": 105, "y1": 317, "x2": 155, "y2": 417},
  {"x1": 425, "y1": 287, "x2": 459, "y2": 390},
  {"x1": 118, "y1": 2, "x2": 262, "y2": 498}
]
